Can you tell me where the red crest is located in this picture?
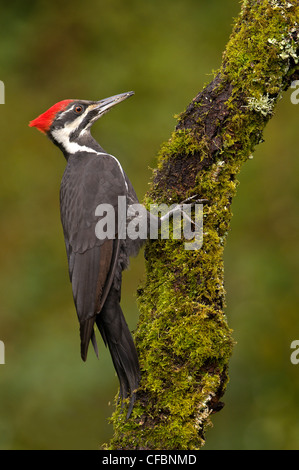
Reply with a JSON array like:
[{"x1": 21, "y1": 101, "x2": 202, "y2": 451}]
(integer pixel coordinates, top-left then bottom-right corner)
[{"x1": 29, "y1": 99, "x2": 74, "y2": 133}]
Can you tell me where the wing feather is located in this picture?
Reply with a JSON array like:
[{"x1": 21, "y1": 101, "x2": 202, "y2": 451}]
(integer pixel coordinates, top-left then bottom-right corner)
[{"x1": 60, "y1": 153, "x2": 127, "y2": 360}]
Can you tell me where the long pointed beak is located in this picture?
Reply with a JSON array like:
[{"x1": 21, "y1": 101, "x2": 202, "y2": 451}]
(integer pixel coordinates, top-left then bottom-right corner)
[{"x1": 93, "y1": 91, "x2": 134, "y2": 116}]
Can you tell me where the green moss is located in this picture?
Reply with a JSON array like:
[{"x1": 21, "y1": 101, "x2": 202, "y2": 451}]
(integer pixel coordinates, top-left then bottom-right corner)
[
  {"x1": 156, "y1": 127, "x2": 207, "y2": 169},
  {"x1": 108, "y1": 222, "x2": 233, "y2": 449},
  {"x1": 224, "y1": 0, "x2": 298, "y2": 97}
]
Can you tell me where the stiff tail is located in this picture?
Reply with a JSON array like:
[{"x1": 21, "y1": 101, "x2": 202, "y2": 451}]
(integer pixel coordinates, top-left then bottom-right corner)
[
  {"x1": 80, "y1": 317, "x2": 98, "y2": 361},
  {"x1": 96, "y1": 302, "x2": 140, "y2": 418}
]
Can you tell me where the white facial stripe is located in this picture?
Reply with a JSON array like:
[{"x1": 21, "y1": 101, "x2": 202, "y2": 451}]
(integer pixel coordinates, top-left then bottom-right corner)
[
  {"x1": 52, "y1": 126, "x2": 128, "y2": 190},
  {"x1": 65, "y1": 106, "x2": 90, "y2": 131},
  {"x1": 51, "y1": 106, "x2": 95, "y2": 153},
  {"x1": 52, "y1": 127, "x2": 98, "y2": 154}
]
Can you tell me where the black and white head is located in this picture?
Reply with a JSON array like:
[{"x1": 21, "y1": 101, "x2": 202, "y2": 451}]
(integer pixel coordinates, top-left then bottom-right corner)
[{"x1": 29, "y1": 91, "x2": 134, "y2": 154}]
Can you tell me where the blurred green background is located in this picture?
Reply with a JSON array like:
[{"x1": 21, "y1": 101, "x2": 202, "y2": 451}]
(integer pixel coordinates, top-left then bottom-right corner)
[{"x1": 0, "y1": 0, "x2": 298, "y2": 450}]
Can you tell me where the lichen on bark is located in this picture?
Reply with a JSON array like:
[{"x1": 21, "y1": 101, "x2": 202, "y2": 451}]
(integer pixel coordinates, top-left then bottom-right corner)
[{"x1": 105, "y1": 0, "x2": 299, "y2": 450}]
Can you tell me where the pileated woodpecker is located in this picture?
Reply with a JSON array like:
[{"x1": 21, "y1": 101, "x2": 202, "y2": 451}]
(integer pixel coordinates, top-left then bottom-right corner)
[{"x1": 29, "y1": 92, "x2": 201, "y2": 416}]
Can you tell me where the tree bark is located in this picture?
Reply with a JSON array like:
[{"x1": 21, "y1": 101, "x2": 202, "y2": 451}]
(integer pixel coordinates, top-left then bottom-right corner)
[{"x1": 106, "y1": 0, "x2": 299, "y2": 450}]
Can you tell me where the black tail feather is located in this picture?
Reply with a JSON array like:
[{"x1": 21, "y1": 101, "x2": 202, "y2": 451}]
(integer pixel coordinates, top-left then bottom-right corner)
[
  {"x1": 80, "y1": 317, "x2": 98, "y2": 361},
  {"x1": 96, "y1": 301, "x2": 140, "y2": 418}
]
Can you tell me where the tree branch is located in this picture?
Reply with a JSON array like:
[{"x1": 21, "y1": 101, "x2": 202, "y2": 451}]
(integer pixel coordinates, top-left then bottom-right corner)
[{"x1": 106, "y1": 0, "x2": 299, "y2": 450}]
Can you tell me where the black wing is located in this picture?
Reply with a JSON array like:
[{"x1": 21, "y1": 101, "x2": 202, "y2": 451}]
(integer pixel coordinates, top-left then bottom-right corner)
[{"x1": 60, "y1": 153, "x2": 126, "y2": 360}]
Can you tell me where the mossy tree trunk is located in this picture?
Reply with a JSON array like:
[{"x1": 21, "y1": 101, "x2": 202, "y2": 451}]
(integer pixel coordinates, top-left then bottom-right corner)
[{"x1": 107, "y1": 0, "x2": 299, "y2": 450}]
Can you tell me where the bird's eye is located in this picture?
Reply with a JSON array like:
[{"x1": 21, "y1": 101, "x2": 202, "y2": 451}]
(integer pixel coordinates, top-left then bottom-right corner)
[{"x1": 74, "y1": 105, "x2": 83, "y2": 114}]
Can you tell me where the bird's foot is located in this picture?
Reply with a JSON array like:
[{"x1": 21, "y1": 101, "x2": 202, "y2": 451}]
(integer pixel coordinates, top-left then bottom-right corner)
[{"x1": 179, "y1": 194, "x2": 209, "y2": 206}]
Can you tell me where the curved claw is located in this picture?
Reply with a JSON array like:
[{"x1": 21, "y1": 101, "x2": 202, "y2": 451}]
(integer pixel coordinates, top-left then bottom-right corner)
[{"x1": 180, "y1": 194, "x2": 209, "y2": 206}]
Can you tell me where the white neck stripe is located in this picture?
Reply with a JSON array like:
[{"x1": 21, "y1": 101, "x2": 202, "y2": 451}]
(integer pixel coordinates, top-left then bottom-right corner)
[{"x1": 52, "y1": 126, "x2": 128, "y2": 191}]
